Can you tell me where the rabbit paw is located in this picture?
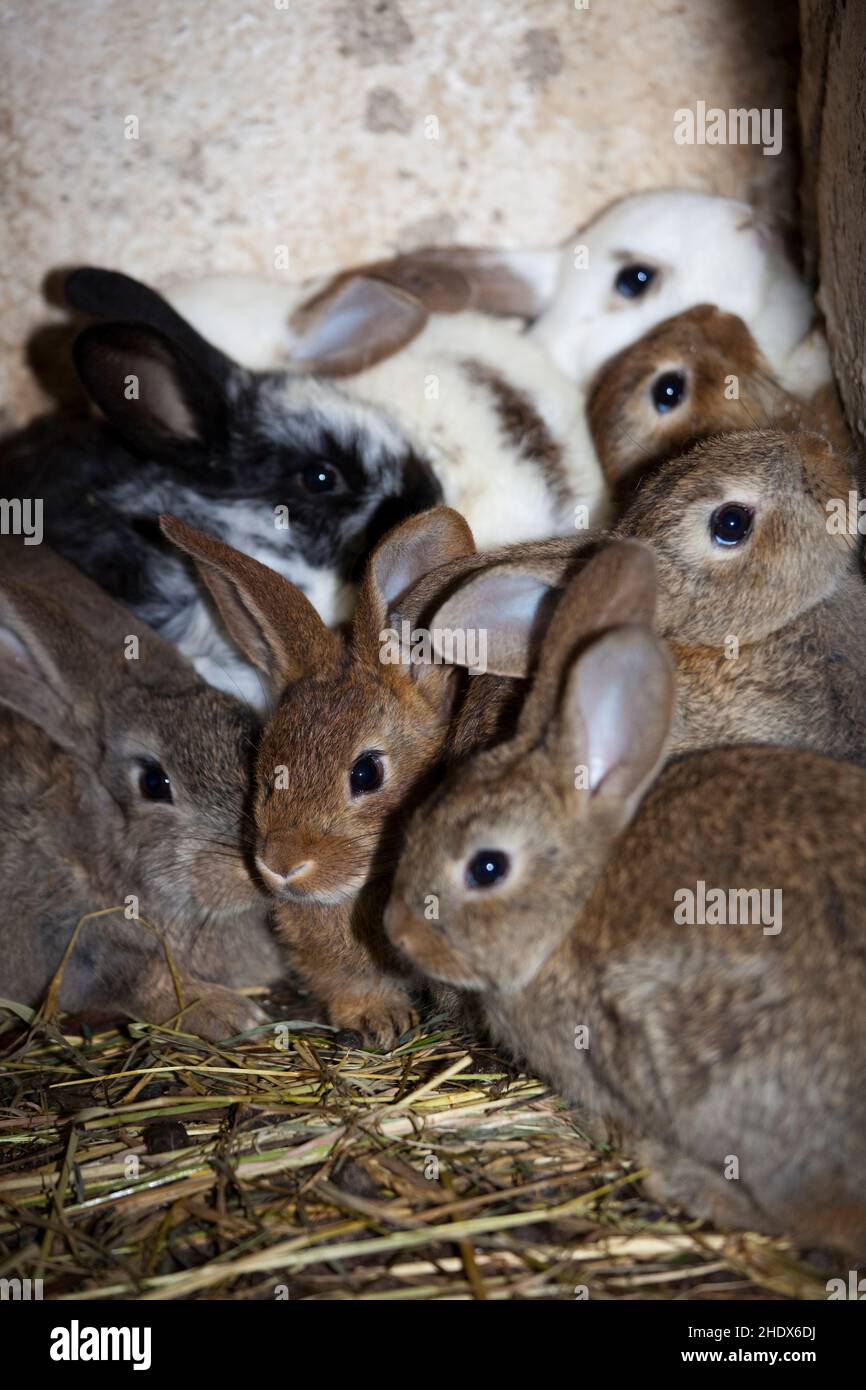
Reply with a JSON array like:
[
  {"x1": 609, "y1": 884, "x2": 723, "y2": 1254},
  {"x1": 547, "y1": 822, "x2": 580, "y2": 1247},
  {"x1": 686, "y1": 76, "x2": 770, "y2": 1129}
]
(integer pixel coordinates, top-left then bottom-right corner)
[
  {"x1": 329, "y1": 987, "x2": 418, "y2": 1050},
  {"x1": 179, "y1": 985, "x2": 269, "y2": 1042}
]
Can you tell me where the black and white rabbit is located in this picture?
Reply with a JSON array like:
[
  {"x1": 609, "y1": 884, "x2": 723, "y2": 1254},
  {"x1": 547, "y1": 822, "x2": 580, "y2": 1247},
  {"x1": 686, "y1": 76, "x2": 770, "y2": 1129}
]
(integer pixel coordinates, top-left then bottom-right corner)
[
  {"x1": 4, "y1": 267, "x2": 607, "y2": 707},
  {"x1": 2, "y1": 271, "x2": 441, "y2": 708}
]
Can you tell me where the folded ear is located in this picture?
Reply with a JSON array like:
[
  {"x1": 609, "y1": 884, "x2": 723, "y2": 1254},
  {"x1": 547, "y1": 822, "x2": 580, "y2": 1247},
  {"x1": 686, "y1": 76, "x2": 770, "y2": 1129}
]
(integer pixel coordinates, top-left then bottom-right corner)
[
  {"x1": 0, "y1": 542, "x2": 198, "y2": 693},
  {"x1": 287, "y1": 274, "x2": 429, "y2": 375},
  {"x1": 353, "y1": 507, "x2": 475, "y2": 660},
  {"x1": 160, "y1": 515, "x2": 343, "y2": 688},
  {"x1": 0, "y1": 579, "x2": 106, "y2": 753},
  {"x1": 74, "y1": 321, "x2": 234, "y2": 461},
  {"x1": 558, "y1": 624, "x2": 675, "y2": 816},
  {"x1": 373, "y1": 244, "x2": 563, "y2": 319}
]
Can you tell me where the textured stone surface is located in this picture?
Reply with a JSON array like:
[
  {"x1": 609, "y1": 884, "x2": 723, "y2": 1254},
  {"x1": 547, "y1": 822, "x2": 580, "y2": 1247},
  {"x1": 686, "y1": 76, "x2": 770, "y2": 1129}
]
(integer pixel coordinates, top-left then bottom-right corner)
[{"x1": 2, "y1": 0, "x2": 799, "y2": 426}]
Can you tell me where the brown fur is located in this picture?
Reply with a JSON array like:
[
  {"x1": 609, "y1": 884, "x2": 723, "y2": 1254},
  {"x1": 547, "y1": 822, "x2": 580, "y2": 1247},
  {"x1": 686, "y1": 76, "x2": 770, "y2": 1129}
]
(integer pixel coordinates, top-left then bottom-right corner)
[
  {"x1": 588, "y1": 305, "x2": 852, "y2": 498},
  {"x1": 403, "y1": 428, "x2": 866, "y2": 766},
  {"x1": 386, "y1": 547, "x2": 866, "y2": 1256},
  {"x1": 163, "y1": 507, "x2": 482, "y2": 1046},
  {"x1": 617, "y1": 429, "x2": 866, "y2": 762}
]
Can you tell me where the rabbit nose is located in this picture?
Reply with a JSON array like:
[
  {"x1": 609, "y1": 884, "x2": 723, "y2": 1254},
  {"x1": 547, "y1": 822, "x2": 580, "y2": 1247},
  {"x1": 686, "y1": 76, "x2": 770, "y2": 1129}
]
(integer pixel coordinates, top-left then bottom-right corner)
[{"x1": 255, "y1": 853, "x2": 313, "y2": 891}]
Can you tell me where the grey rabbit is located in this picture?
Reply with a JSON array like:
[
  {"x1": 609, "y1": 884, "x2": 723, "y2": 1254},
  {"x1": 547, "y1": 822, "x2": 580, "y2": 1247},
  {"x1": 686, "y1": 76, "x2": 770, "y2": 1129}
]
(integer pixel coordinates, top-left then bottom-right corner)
[{"x1": 0, "y1": 542, "x2": 285, "y2": 1039}]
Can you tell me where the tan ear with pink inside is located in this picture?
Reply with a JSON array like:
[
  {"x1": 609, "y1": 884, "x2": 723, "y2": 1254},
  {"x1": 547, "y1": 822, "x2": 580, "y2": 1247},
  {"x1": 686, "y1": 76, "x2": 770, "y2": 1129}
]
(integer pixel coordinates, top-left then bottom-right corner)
[
  {"x1": 160, "y1": 514, "x2": 342, "y2": 688},
  {"x1": 287, "y1": 274, "x2": 429, "y2": 376},
  {"x1": 557, "y1": 623, "x2": 676, "y2": 818}
]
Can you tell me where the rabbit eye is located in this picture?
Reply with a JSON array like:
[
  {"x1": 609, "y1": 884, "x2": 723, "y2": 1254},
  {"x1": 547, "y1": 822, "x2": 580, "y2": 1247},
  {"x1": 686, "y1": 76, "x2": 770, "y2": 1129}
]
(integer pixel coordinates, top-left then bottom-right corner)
[
  {"x1": 615, "y1": 264, "x2": 656, "y2": 299},
  {"x1": 299, "y1": 461, "x2": 342, "y2": 495},
  {"x1": 466, "y1": 849, "x2": 510, "y2": 890},
  {"x1": 710, "y1": 503, "x2": 754, "y2": 547},
  {"x1": 651, "y1": 370, "x2": 686, "y2": 413},
  {"x1": 350, "y1": 752, "x2": 384, "y2": 797},
  {"x1": 138, "y1": 760, "x2": 173, "y2": 803}
]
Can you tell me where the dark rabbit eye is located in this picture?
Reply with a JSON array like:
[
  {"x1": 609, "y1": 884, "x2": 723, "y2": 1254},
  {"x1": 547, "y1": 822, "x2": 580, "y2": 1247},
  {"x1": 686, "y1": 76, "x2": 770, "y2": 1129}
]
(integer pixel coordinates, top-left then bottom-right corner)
[
  {"x1": 466, "y1": 849, "x2": 510, "y2": 890},
  {"x1": 300, "y1": 461, "x2": 341, "y2": 494},
  {"x1": 651, "y1": 370, "x2": 686, "y2": 413},
  {"x1": 615, "y1": 264, "x2": 656, "y2": 299},
  {"x1": 138, "y1": 760, "x2": 173, "y2": 803},
  {"x1": 710, "y1": 504, "x2": 754, "y2": 547},
  {"x1": 350, "y1": 752, "x2": 384, "y2": 797}
]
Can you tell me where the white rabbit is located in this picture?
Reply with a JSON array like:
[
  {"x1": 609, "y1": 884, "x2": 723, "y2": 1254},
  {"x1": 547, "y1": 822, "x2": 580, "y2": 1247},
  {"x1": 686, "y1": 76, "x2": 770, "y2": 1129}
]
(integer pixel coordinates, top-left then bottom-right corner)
[{"x1": 165, "y1": 189, "x2": 829, "y2": 399}]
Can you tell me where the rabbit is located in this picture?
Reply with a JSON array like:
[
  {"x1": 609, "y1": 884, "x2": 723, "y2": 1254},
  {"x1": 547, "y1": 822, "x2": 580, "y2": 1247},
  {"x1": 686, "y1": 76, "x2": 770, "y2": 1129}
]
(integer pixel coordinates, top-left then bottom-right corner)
[
  {"x1": 384, "y1": 541, "x2": 866, "y2": 1258},
  {"x1": 586, "y1": 304, "x2": 852, "y2": 496},
  {"x1": 526, "y1": 190, "x2": 831, "y2": 395},
  {"x1": 0, "y1": 540, "x2": 286, "y2": 1040},
  {"x1": 63, "y1": 264, "x2": 610, "y2": 567},
  {"x1": 403, "y1": 428, "x2": 866, "y2": 767},
  {"x1": 158, "y1": 504, "x2": 496, "y2": 1047},
  {"x1": 162, "y1": 190, "x2": 829, "y2": 399},
  {"x1": 1, "y1": 268, "x2": 445, "y2": 710},
  {"x1": 25, "y1": 265, "x2": 608, "y2": 683}
]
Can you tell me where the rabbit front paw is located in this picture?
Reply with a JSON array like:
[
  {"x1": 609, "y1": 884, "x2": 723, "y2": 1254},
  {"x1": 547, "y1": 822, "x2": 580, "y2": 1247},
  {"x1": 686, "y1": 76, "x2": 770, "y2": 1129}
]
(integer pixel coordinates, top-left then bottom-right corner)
[
  {"x1": 177, "y1": 984, "x2": 269, "y2": 1042},
  {"x1": 329, "y1": 985, "x2": 418, "y2": 1050}
]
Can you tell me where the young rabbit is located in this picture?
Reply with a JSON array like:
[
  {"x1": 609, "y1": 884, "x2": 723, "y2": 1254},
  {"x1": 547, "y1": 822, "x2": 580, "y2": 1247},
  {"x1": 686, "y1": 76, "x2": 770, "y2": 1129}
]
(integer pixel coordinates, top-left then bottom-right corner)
[
  {"x1": 414, "y1": 429, "x2": 866, "y2": 766},
  {"x1": 0, "y1": 543, "x2": 285, "y2": 1039},
  {"x1": 587, "y1": 304, "x2": 851, "y2": 495},
  {"x1": 159, "y1": 505, "x2": 488, "y2": 1046},
  {"x1": 63, "y1": 265, "x2": 610, "y2": 570},
  {"x1": 526, "y1": 190, "x2": 830, "y2": 394},
  {"x1": 1, "y1": 268, "x2": 444, "y2": 709},
  {"x1": 163, "y1": 190, "x2": 828, "y2": 396},
  {"x1": 385, "y1": 542, "x2": 866, "y2": 1257}
]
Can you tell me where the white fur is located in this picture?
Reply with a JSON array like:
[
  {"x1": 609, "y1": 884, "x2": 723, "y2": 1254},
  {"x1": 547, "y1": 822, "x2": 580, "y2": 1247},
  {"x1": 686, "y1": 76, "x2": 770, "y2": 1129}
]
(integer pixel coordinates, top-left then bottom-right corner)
[
  {"x1": 529, "y1": 190, "x2": 828, "y2": 392},
  {"x1": 343, "y1": 312, "x2": 608, "y2": 547},
  {"x1": 164, "y1": 292, "x2": 610, "y2": 548}
]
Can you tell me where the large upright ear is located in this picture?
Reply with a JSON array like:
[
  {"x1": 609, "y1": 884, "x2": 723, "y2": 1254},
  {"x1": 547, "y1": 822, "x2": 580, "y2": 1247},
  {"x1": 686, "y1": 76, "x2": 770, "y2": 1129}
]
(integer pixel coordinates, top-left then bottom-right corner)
[
  {"x1": 0, "y1": 579, "x2": 108, "y2": 753},
  {"x1": 287, "y1": 274, "x2": 429, "y2": 375},
  {"x1": 427, "y1": 568, "x2": 559, "y2": 676},
  {"x1": 517, "y1": 540, "x2": 659, "y2": 739},
  {"x1": 65, "y1": 267, "x2": 236, "y2": 384},
  {"x1": 160, "y1": 515, "x2": 343, "y2": 688},
  {"x1": 73, "y1": 321, "x2": 233, "y2": 460},
  {"x1": 352, "y1": 507, "x2": 476, "y2": 663},
  {"x1": 556, "y1": 624, "x2": 675, "y2": 817}
]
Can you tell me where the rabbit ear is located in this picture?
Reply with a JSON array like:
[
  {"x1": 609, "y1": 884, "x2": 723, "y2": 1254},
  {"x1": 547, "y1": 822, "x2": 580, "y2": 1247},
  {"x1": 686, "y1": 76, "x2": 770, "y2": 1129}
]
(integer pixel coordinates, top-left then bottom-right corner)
[
  {"x1": 73, "y1": 321, "x2": 234, "y2": 461},
  {"x1": 353, "y1": 506, "x2": 476, "y2": 662},
  {"x1": 374, "y1": 244, "x2": 563, "y2": 319},
  {"x1": 65, "y1": 267, "x2": 237, "y2": 385},
  {"x1": 287, "y1": 274, "x2": 429, "y2": 376},
  {"x1": 517, "y1": 540, "x2": 659, "y2": 739},
  {"x1": 556, "y1": 624, "x2": 675, "y2": 816},
  {"x1": 0, "y1": 578, "x2": 108, "y2": 752},
  {"x1": 0, "y1": 543, "x2": 198, "y2": 692},
  {"x1": 427, "y1": 568, "x2": 559, "y2": 676},
  {"x1": 160, "y1": 515, "x2": 342, "y2": 688}
]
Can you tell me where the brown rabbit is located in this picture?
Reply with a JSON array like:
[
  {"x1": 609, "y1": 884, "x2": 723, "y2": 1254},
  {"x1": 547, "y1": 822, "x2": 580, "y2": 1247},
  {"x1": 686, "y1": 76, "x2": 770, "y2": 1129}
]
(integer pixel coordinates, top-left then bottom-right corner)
[
  {"x1": 160, "y1": 506, "x2": 492, "y2": 1047},
  {"x1": 587, "y1": 304, "x2": 851, "y2": 497},
  {"x1": 0, "y1": 543, "x2": 284, "y2": 1040},
  {"x1": 385, "y1": 542, "x2": 866, "y2": 1257},
  {"x1": 412, "y1": 428, "x2": 866, "y2": 766}
]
